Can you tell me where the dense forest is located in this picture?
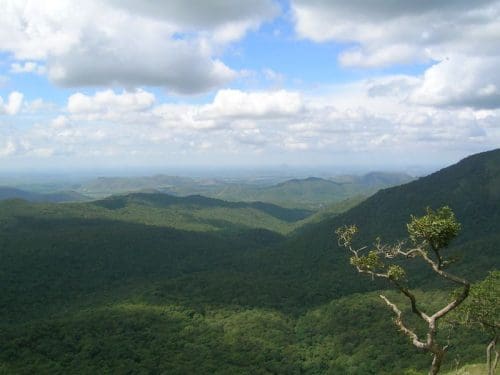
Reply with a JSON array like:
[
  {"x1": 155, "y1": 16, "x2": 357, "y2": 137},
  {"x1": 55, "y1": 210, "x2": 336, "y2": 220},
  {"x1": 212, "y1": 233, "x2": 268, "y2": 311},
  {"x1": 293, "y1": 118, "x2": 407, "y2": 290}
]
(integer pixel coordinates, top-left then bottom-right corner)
[{"x1": 0, "y1": 149, "x2": 499, "y2": 374}]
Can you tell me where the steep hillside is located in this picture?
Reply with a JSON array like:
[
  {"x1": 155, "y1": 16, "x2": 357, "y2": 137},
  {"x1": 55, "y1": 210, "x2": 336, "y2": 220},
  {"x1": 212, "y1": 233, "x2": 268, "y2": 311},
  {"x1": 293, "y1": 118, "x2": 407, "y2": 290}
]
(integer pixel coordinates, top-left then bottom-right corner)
[
  {"x1": 331, "y1": 171, "x2": 414, "y2": 189},
  {"x1": 262, "y1": 149, "x2": 500, "y2": 300},
  {"x1": 334, "y1": 148, "x2": 500, "y2": 243}
]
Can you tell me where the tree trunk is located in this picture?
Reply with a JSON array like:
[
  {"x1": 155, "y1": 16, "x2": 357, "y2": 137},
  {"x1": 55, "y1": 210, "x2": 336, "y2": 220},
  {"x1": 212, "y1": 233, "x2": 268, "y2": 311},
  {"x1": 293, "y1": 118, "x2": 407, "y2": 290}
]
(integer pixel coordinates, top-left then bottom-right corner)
[
  {"x1": 487, "y1": 337, "x2": 498, "y2": 375},
  {"x1": 429, "y1": 350, "x2": 445, "y2": 375}
]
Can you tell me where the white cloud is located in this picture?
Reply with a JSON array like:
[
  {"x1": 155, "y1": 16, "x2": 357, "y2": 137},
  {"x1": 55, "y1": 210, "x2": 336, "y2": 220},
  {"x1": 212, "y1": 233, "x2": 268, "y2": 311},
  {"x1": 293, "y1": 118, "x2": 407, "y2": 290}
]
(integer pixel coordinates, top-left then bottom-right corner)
[
  {"x1": 0, "y1": 92, "x2": 24, "y2": 115},
  {"x1": 292, "y1": 0, "x2": 500, "y2": 109},
  {"x1": 410, "y1": 56, "x2": 500, "y2": 109},
  {"x1": 68, "y1": 89, "x2": 155, "y2": 116},
  {"x1": 292, "y1": 0, "x2": 500, "y2": 62},
  {"x1": 204, "y1": 89, "x2": 303, "y2": 118},
  {"x1": 152, "y1": 89, "x2": 304, "y2": 131},
  {"x1": 3, "y1": 83, "x2": 499, "y2": 166},
  {"x1": 0, "y1": 0, "x2": 277, "y2": 94},
  {"x1": 107, "y1": 86, "x2": 500, "y2": 156}
]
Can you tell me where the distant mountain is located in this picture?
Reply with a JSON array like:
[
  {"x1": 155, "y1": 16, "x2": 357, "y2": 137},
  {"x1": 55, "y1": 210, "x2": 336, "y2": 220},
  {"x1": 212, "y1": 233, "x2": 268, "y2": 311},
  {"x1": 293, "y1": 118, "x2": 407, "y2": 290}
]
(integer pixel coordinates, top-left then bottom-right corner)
[
  {"x1": 240, "y1": 174, "x2": 412, "y2": 209},
  {"x1": 78, "y1": 172, "x2": 414, "y2": 209},
  {"x1": 0, "y1": 186, "x2": 89, "y2": 203}
]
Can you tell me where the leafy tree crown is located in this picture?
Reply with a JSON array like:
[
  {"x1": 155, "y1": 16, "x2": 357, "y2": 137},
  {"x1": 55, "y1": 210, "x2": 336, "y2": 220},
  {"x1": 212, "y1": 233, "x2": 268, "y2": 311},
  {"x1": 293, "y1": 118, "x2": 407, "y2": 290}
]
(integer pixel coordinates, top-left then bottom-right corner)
[{"x1": 407, "y1": 206, "x2": 461, "y2": 250}]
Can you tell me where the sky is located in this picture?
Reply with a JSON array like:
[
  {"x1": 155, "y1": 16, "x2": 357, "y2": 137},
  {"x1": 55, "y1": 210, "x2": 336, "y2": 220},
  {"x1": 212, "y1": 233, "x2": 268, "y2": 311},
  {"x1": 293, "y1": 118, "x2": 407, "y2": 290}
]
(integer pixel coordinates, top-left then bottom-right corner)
[{"x1": 0, "y1": 0, "x2": 499, "y2": 173}]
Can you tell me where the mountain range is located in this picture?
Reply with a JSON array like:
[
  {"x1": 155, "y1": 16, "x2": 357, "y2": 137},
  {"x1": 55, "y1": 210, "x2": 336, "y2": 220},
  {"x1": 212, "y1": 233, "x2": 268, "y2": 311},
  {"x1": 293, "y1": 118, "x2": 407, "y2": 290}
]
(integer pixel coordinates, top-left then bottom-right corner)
[{"x1": 0, "y1": 149, "x2": 498, "y2": 374}]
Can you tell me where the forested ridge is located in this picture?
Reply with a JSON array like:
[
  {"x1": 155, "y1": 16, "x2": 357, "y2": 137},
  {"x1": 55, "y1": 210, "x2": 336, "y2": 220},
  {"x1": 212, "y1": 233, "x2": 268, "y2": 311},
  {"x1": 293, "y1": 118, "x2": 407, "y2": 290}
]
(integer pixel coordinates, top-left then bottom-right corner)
[{"x1": 0, "y1": 149, "x2": 498, "y2": 374}]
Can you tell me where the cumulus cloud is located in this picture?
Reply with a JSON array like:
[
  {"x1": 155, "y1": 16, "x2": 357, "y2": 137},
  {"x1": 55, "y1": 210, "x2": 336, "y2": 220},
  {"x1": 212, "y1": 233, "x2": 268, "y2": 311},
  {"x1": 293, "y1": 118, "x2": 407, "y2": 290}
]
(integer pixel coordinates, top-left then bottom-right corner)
[
  {"x1": 292, "y1": 0, "x2": 500, "y2": 61},
  {"x1": 152, "y1": 89, "x2": 304, "y2": 131},
  {"x1": 292, "y1": 0, "x2": 500, "y2": 109},
  {"x1": 0, "y1": 0, "x2": 276, "y2": 93},
  {"x1": 203, "y1": 89, "x2": 303, "y2": 118},
  {"x1": 0, "y1": 92, "x2": 24, "y2": 115},
  {"x1": 68, "y1": 90, "x2": 155, "y2": 114},
  {"x1": 66, "y1": 89, "x2": 158, "y2": 124},
  {"x1": 107, "y1": 0, "x2": 278, "y2": 43},
  {"x1": 411, "y1": 56, "x2": 500, "y2": 109},
  {"x1": 3, "y1": 84, "x2": 499, "y2": 165},
  {"x1": 98, "y1": 86, "x2": 500, "y2": 157}
]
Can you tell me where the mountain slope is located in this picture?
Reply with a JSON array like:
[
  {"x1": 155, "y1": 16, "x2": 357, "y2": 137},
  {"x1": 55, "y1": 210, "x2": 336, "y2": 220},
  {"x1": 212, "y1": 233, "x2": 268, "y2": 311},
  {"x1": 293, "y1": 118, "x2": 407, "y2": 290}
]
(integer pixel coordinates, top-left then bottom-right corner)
[
  {"x1": 0, "y1": 150, "x2": 498, "y2": 374},
  {"x1": 335, "y1": 148, "x2": 500, "y2": 242},
  {"x1": 250, "y1": 148, "x2": 500, "y2": 304}
]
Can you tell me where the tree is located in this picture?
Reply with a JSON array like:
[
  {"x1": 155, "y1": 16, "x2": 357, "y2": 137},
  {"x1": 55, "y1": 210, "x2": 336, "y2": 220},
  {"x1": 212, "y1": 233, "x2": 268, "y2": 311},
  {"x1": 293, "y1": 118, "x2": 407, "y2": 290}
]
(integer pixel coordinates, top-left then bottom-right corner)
[
  {"x1": 455, "y1": 270, "x2": 499, "y2": 375},
  {"x1": 336, "y1": 206, "x2": 470, "y2": 375}
]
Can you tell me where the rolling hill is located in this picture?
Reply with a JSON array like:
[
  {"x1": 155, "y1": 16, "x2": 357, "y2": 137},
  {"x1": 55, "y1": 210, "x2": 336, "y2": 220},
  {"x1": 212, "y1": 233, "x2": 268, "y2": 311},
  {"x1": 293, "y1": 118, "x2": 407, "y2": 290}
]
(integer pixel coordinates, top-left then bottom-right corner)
[
  {"x1": 0, "y1": 149, "x2": 498, "y2": 374},
  {"x1": 77, "y1": 172, "x2": 413, "y2": 209}
]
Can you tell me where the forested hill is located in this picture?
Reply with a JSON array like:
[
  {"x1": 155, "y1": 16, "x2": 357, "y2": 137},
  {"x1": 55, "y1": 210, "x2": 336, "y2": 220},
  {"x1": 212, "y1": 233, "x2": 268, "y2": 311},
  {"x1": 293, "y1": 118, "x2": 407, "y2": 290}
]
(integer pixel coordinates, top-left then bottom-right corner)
[
  {"x1": 330, "y1": 148, "x2": 500, "y2": 243},
  {"x1": 270, "y1": 148, "x2": 500, "y2": 302},
  {"x1": 93, "y1": 192, "x2": 313, "y2": 227},
  {"x1": 0, "y1": 149, "x2": 498, "y2": 374}
]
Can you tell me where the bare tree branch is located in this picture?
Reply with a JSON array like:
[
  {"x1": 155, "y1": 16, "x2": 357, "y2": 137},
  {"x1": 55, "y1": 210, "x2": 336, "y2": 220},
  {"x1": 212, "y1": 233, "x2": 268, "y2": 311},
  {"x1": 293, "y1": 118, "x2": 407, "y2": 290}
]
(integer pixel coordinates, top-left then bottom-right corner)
[
  {"x1": 336, "y1": 207, "x2": 471, "y2": 375},
  {"x1": 380, "y1": 294, "x2": 427, "y2": 350}
]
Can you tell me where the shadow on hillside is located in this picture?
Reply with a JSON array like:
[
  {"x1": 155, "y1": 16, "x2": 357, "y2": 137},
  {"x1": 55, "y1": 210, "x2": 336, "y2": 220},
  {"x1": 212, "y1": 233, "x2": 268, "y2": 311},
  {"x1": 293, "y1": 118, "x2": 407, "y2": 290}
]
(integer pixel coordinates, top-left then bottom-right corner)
[
  {"x1": 91, "y1": 192, "x2": 313, "y2": 222},
  {"x1": 0, "y1": 211, "x2": 384, "y2": 324},
  {"x1": 0, "y1": 215, "x2": 290, "y2": 321}
]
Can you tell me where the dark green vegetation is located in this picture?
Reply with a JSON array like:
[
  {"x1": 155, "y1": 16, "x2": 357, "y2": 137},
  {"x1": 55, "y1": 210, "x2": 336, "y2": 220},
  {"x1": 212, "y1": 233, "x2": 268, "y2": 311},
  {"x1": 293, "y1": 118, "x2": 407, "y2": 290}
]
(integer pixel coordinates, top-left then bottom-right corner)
[
  {"x1": 0, "y1": 150, "x2": 498, "y2": 374},
  {"x1": 338, "y1": 207, "x2": 471, "y2": 374},
  {"x1": 454, "y1": 271, "x2": 499, "y2": 375}
]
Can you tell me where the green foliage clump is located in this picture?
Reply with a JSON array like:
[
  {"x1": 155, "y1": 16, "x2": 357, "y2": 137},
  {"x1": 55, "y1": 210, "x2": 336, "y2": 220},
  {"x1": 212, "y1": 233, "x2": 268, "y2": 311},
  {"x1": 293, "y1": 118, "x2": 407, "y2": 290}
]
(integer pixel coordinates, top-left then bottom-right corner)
[
  {"x1": 387, "y1": 265, "x2": 406, "y2": 281},
  {"x1": 407, "y1": 206, "x2": 461, "y2": 250},
  {"x1": 459, "y1": 270, "x2": 499, "y2": 329},
  {"x1": 350, "y1": 250, "x2": 384, "y2": 272}
]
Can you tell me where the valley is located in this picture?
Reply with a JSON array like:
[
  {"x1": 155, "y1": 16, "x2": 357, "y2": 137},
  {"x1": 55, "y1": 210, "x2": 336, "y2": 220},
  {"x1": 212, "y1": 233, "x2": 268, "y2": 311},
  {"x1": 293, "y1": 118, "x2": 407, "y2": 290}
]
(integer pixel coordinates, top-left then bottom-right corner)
[{"x1": 0, "y1": 149, "x2": 498, "y2": 374}]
